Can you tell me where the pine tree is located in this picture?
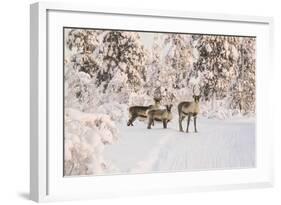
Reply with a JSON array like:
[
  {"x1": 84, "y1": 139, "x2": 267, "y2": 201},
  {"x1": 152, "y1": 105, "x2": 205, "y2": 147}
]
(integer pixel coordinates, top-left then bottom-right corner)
[
  {"x1": 66, "y1": 29, "x2": 103, "y2": 77},
  {"x1": 64, "y1": 62, "x2": 100, "y2": 112},
  {"x1": 65, "y1": 29, "x2": 104, "y2": 111},
  {"x1": 193, "y1": 35, "x2": 240, "y2": 101},
  {"x1": 229, "y1": 37, "x2": 256, "y2": 112},
  {"x1": 163, "y1": 34, "x2": 195, "y2": 89},
  {"x1": 145, "y1": 35, "x2": 164, "y2": 95},
  {"x1": 97, "y1": 31, "x2": 147, "y2": 92}
]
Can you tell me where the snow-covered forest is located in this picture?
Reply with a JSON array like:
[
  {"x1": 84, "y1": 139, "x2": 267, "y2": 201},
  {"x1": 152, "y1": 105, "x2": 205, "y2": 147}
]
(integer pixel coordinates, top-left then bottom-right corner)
[{"x1": 64, "y1": 28, "x2": 256, "y2": 176}]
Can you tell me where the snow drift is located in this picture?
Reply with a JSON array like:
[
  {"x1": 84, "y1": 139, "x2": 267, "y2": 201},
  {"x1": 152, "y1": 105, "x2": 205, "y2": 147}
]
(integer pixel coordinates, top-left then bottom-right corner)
[{"x1": 64, "y1": 108, "x2": 119, "y2": 176}]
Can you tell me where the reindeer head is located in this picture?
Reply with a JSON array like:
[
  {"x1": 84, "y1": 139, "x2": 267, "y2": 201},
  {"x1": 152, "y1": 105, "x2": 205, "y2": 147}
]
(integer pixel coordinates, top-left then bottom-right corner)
[
  {"x1": 165, "y1": 104, "x2": 173, "y2": 112},
  {"x1": 192, "y1": 85, "x2": 201, "y2": 103}
]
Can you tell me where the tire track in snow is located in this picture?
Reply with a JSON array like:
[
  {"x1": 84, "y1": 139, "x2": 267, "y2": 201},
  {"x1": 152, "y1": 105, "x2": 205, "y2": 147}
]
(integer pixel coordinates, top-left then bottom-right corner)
[
  {"x1": 129, "y1": 132, "x2": 172, "y2": 173},
  {"x1": 131, "y1": 119, "x2": 255, "y2": 173},
  {"x1": 104, "y1": 118, "x2": 255, "y2": 174}
]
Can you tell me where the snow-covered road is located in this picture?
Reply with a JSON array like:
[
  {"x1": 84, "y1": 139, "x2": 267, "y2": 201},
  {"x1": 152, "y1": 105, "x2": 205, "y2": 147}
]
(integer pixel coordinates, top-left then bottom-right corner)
[{"x1": 104, "y1": 117, "x2": 255, "y2": 174}]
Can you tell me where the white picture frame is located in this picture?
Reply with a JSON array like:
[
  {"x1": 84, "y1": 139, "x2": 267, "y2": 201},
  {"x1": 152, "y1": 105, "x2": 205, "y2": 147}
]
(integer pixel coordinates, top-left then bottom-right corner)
[{"x1": 30, "y1": 1, "x2": 274, "y2": 202}]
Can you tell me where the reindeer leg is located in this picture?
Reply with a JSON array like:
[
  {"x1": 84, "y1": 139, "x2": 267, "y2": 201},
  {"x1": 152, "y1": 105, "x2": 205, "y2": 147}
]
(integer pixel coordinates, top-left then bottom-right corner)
[
  {"x1": 147, "y1": 118, "x2": 152, "y2": 129},
  {"x1": 186, "y1": 115, "x2": 191, "y2": 133},
  {"x1": 127, "y1": 115, "x2": 137, "y2": 126},
  {"x1": 127, "y1": 119, "x2": 131, "y2": 126},
  {"x1": 163, "y1": 119, "x2": 167, "y2": 129},
  {"x1": 194, "y1": 116, "x2": 198, "y2": 133},
  {"x1": 127, "y1": 116, "x2": 133, "y2": 126},
  {"x1": 179, "y1": 114, "x2": 184, "y2": 132}
]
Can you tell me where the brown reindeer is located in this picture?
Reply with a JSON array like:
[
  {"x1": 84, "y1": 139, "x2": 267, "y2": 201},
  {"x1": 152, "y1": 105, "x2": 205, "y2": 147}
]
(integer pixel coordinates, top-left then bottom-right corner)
[
  {"x1": 147, "y1": 105, "x2": 173, "y2": 129},
  {"x1": 178, "y1": 86, "x2": 201, "y2": 132},
  {"x1": 127, "y1": 105, "x2": 154, "y2": 126},
  {"x1": 127, "y1": 98, "x2": 161, "y2": 126}
]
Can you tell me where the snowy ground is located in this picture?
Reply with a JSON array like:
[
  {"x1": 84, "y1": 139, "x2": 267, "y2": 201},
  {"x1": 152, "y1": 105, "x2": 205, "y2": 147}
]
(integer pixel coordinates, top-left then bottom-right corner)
[{"x1": 104, "y1": 117, "x2": 255, "y2": 174}]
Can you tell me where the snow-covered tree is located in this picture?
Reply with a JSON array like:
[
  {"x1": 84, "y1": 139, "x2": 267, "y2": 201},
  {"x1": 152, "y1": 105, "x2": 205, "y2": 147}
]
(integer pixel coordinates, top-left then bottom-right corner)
[
  {"x1": 64, "y1": 109, "x2": 119, "y2": 176},
  {"x1": 64, "y1": 61, "x2": 101, "y2": 112},
  {"x1": 65, "y1": 29, "x2": 149, "y2": 108},
  {"x1": 145, "y1": 34, "x2": 197, "y2": 104},
  {"x1": 163, "y1": 34, "x2": 196, "y2": 89},
  {"x1": 145, "y1": 35, "x2": 171, "y2": 103},
  {"x1": 66, "y1": 29, "x2": 103, "y2": 77},
  {"x1": 193, "y1": 35, "x2": 241, "y2": 101},
  {"x1": 97, "y1": 31, "x2": 147, "y2": 92},
  {"x1": 145, "y1": 35, "x2": 163, "y2": 92},
  {"x1": 192, "y1": 35, "x2": 256, "y2": 114},
  {"x1": 229, "y1": 37, "x2": 256, "y2": 112}
]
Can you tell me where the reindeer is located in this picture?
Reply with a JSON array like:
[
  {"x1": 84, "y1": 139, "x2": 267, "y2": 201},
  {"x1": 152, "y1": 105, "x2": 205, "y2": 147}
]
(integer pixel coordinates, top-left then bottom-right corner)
[
  {"x1": 147, "y1": 105, "x2": 173, "y2": 129},
  {"x1": 178, "y1": 86, "x2": 201, "y2": 133},
  {"x1": 127, "y1": 98, "x2": 161, "y2": 126},
  {"x1": 127, "y1": 105, "x2": 153, "y2": 126}
]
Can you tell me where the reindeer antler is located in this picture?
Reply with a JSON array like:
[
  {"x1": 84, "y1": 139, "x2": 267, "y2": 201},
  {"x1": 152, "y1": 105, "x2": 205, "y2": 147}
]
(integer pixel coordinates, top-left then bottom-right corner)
[
  {"x1": 193, "y1": 84, "x2": 201, "y2": 96},
  {"x1": 198, "y1": 85, "x2": 202, "y2": 96}
]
